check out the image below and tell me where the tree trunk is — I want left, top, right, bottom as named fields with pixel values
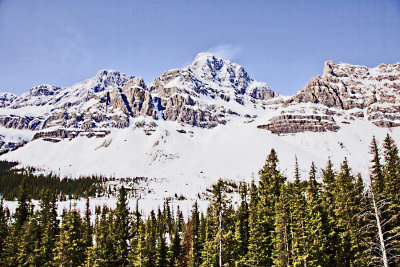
left=370, top=187, right=389, bottom=267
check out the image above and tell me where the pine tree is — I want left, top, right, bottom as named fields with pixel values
left=5, top=180, right=32, bottom=265
left=54, top=209, right=86, bottom=267
left=382, top=134, right=400, bottom=263
left=201, top=179, right=232, bottom=266
left=370, top=136, right=385, bottom=194
left=289, top=156, right=307, bottom=266
left=114, top=186, right=130, bottom=265
left=13, top=179, right=31, bottom=230
left=0, top=197, right=9, bottom=265
left=16, top=212, right=41, bottom=266
left=234, top=182, right=249, bottom=265
left=129, top=200, right=142, bottom=265
left=332, top=158, right=361, bottom=266
left=38, top=190, right=59, bottom=266
left=305, top=162, right=328, bottom=266
left=321, top=158, right=338, bottom=265
left=247, top=180, right=263, bottom=266
left=189, top=201, right=201, bottom=267
left=156, top=208, right=168, bottom=266
left=256, top=149, right=286, bottom=266
left=83, top=196, right=92, bottom=255
left=272, top=183, right=290, bottom=266
left=144, top=210, right=157, bottom=266
left=93, top=207, right=118, bottom=265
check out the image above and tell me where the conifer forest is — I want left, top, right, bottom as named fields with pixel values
left=0, top=134, right=399, bottom=267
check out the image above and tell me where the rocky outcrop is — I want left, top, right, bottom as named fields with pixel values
left=258, top=114, right=340, bottom=134
left=262, top=61, right=400, bottom=135
left=32, top=129, right=111, bottom=141
left=0, top=115, right=44, bottom=130
left=0, top=137, right=26, bottom=154
left=0, top=93, right=17, bottom=107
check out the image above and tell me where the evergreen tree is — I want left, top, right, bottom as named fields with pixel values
left=16, top=212, right=41, bottom=266
left=305, top=162, right=328, bottom=266
left=156, top=208, right=168, bottom=266
left=234, top=182, right=249, bottom=265
left=370, top=136, right=385, bottom=194
left=321, top=158, right=338, bottom=265
left=189, top=201, right=201, bottom=267
left=129, top=200, right=142, bottom=265
left=272, top=183, right=290, bottom=266
left=13, top=179, right=31, bottom=230
left=38, top=190, right=59, bottom=266
left=289, top=156, right=307, bottom=266
left=0, top=197, right=9, bottom=265
left=93, top=207, right=118, bottom=265
left=247, top=180, right=263, bottom=266
left=255, top=149, right=286, bottom=266
left=144, top=210, right=157, bottom=266
left=54, top=209, right=86, bottom=267
left=4, top=180, right=32, bottom=265
left=114, top=186, right=130, bottom=265
left=332, top=158, right=361, bottom=266
left=382, top=134, right=400, bottom=260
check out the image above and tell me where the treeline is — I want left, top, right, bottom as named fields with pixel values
left=0, top=161, right=107, bottom=200
left=0, top=134, right=399, bottom=266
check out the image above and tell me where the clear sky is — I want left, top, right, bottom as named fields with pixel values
left=0, top=0, right=399, bottom=95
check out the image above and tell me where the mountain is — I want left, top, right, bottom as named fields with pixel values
left=259, top=61, right=400, bottom=134
left=0, top=54, right=399, bottom=202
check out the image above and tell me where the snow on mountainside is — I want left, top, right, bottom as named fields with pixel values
left=0, top=54, right=400, bottom=210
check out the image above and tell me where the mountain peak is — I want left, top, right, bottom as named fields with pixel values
left=193, top=52, right=220, bottom=62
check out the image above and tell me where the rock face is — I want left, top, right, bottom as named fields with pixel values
left=259, top=61, right=400, bottom=134
left=148, top=53, right=276, bottom=128
left=0, top=53, right=277, bottom=151
left=0, top=93, right=17, bottom=108
left=0, top=55, right=399, bottom=150
left=258, top=114, right=340, bottom=134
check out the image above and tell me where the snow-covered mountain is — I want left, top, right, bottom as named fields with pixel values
left=0, top=53, right=399, bottom=203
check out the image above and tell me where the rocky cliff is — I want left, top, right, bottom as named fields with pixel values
left=0, top=53, right=278, bottom=151
left=0, top=55, right=399, bottom=152
left=258, top=61, right=400, bottom=134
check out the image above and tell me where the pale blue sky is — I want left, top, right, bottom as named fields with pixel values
left=0, top=0, right=399, bottom=95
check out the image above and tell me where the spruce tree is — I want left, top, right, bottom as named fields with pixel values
left=370, top=136, right=385, bottom=194
left=144, top=210, right=157, bottom=266
left=201, top=179, right=233, bottom=266
left=93, top=207, right=118, bottom=265
left=247, top=180, right=263, bottom=266
left=321, top=158, right=338, bottom=265
left=234, top=182, right=249, bottom=265
left=288, top=156, right=307, bottom=266
left=272, top=183, right=290, bottom=266
left=156, top=208, right=168, bottom=266
left=16, top=212, right=41, bottom=266
left=381, top=134, right=400, bottom=265
left=38, top=190, right=59, bottom=266
left=54, top=209, right=86, bottom=267
left=114, top=186, right=130, bottom=265
left=129, top=200, right=142, bottom=265
left=189, top=201, right=201, bottom=267
left=332, top=158, right=361, bottom=266
left=83, top=196, right=92, bottom=255
left=0, top=197, right=9, bottom=265
left=5, top=180, right=32, bottom=265
left=305, top=162, right=328, bottom=266
left=256, top=149, right=286, bottom=266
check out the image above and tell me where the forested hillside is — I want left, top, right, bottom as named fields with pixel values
left=0, top=134, right=399, bottom=266
left=0, top=162, right=107, bottom=200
